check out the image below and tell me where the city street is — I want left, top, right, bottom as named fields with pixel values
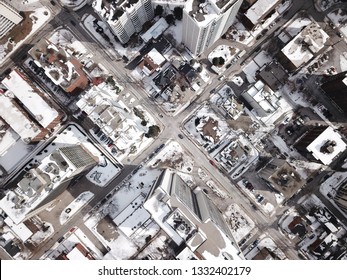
left=1, top=0, right=347, bottom=260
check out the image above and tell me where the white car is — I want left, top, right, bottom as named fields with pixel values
left=218, top=75, right=225, bottom=81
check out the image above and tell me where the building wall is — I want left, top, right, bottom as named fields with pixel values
left=182, top=0, right=242, bottom=55
left=105, top=0, right=154, bottom=44
left=334, top=184, right=347, bottom=213
left=321, top=72, right=347, bottom=114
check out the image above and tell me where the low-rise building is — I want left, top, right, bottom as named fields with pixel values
left=140, top=17, right=169, bottom=43
left=241, top=80, right=280, bottom=117
left=222, top=95, right=243, bottom=120
left=138, top=48, right=166, bottom=76
left=29, top=38, right=89, bottom=93
left=242, top=0, right=282, bottom=30
left=76, top=84, right=146, bottom=152
left=0, top=69, right=62, bottom=143
left=279, top=21, right=329, bottom=71
left=256, top=62, right=288, bottom=91
left=258, top=158, right=305, bottom=198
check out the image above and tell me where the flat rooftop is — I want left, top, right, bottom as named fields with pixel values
left=245, top=0, right=281, bottom=24
left=2, top=70, right=59, bottom=128
left=0, top=94, right=41, bottom=141
left=307, top=126, right=346, bottom=165
left=281, top=22, right=329, bottom=68
left=185, top=0, right=240, bottom=24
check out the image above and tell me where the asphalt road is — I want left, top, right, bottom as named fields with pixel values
left=1, top=0, right=347, bottom=260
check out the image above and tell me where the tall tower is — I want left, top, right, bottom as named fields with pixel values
left=0, top=0, right=23, bottom=39
left=93, top=0, right=154, bottom=44
left=182, top=0, right=243, bottom=55
left=0, top=144, right=98, bottom=224
left=334, top=184, right=347, bottom=213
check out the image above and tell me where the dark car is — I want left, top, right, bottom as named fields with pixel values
left=50, top=0, right=56, bottom=5
left=239, top=238, right=247, bottom=246
left=70, top=20, right=76, bottom=26
left=178, top=134, right=184, bottom=139
left=245, top=182, right=255, bottom=192
left=337, top=32, right=343, bottom=38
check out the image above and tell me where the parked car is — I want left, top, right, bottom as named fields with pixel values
left=178, top=134, right=184, bottom=139
left=239, top=238, right=247, bottom=246
left=218, top=75, right=225, bottom=81
left=257, top=195, right=264, bottom=203
left=245, top=182, right=255, bottom=192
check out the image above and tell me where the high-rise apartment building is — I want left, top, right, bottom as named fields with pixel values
left=182, top=0, right=243, bottom=55
left=93, top=0, right=242, bottom=55
left=0, top=144, right=98, bottom=224
left=334, top=184, right=347, bottom=213
left=93, top=0, right=154, bottom=44
left=321, top=72, right=347, bottom=114
left=0, top=0, right=23, bottom=39
left=144, top=169, right=243, bottom=260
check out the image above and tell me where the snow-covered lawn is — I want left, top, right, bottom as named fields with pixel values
left=149, top=141, right=194, bottom=174
left=86, top=157, right=121, bottom=187
left=60, top=191, right=94, bottom=225
left=208, top=45, right=239, bottom=73
left=164, top=20, right=183, bottom=46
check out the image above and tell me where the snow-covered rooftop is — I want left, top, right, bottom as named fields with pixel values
left=144, top=169, right=243, bottom=260
left=0, top=123, right=18, bottom=157
left=0, top=145, right=97, bottom=224
left=141, top=17, right=169, bottom=43
left=242, top=80, right=279, bottom=117
left=2, top=70, right=59, bottom=127
left=66, top=246, right=90, bottom=260
left=0, top=94, right=41, bottom=141
left=307, top=126, right=347, bottom=165
left=185, top=0, right=240, bottom=25
left=281, top=22, right=329, bottom=68
left=245, top=0, right=281, bottom=25
left=147, top=48, right=166, bottom=66
left=4, top=217, right=33, bottom=242
left=76, top=83, right=148, bottom=154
